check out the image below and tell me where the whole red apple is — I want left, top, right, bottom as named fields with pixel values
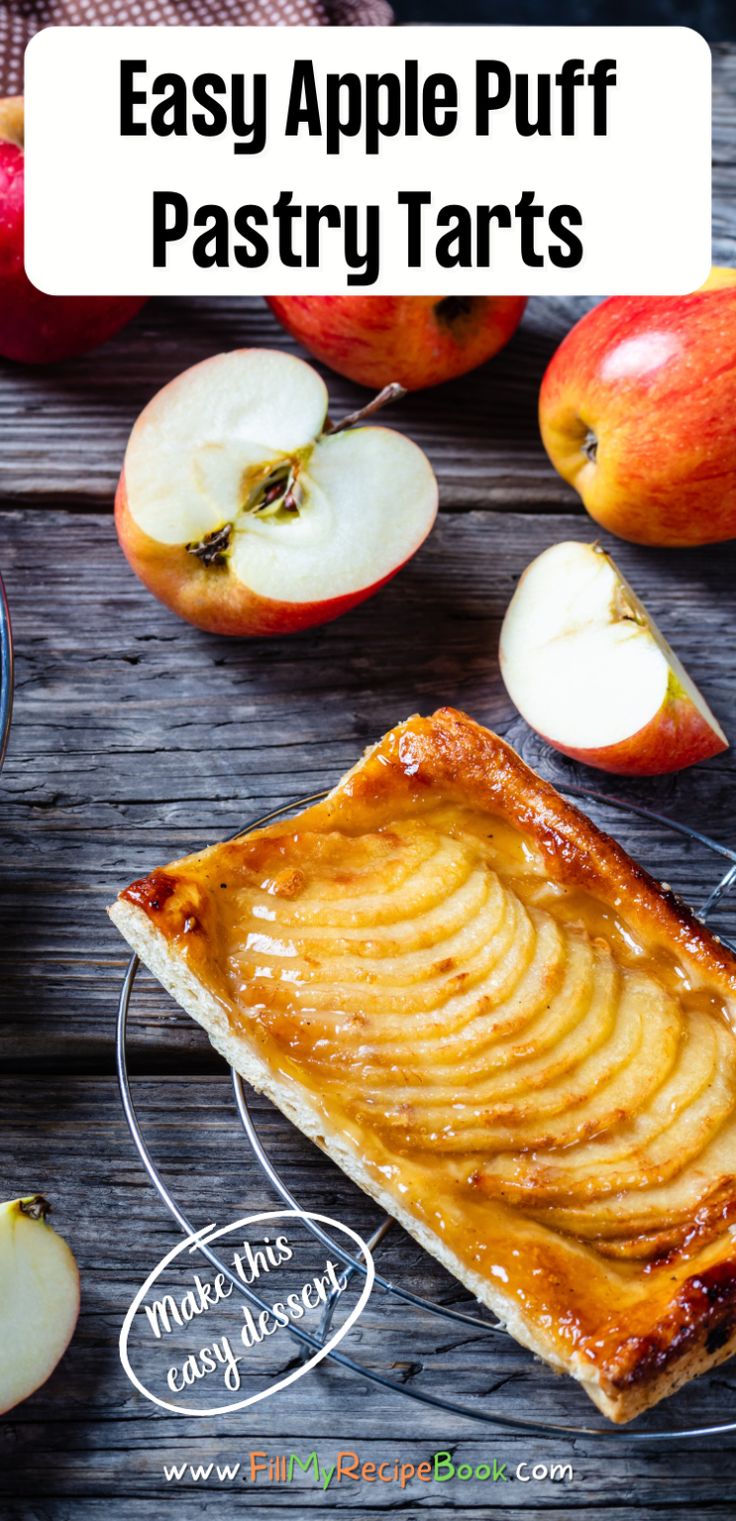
left=539, top=270, right=736, bottom=547
left=115, top=349, right=438, bottom=636
left=267, top=295, right=527, bottom=392
left=0, top=98, right=146, bottom=365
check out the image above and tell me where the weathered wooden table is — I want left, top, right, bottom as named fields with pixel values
left=2, top=44, right=736, bottom=1521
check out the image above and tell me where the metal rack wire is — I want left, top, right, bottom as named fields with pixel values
left=116, top=783, right=736, bottom=1441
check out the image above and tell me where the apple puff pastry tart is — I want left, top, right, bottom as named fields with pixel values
left=110, top=709, right=736, bottom=1422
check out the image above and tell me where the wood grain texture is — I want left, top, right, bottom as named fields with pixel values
left=0, top=291, right=578, bottom=510
left=4, top=1077, right=736, bottom=1517
left=3, top=507, right=735, bottom=1073
left=2, top=47, right=736, bottom=1516
left=2, top=506, right=735, bottom=1509
left=0, top=46, right=733, bottom=513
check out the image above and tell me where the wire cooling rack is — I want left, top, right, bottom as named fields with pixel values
left=116, top=783, right=736, bottom=1441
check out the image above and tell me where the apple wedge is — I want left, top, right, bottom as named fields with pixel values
left=499, top=541, right=727, bottom=776
left=115, top=349, right=438, bottom=636
left=0, top=1196, right=80, bottom=1414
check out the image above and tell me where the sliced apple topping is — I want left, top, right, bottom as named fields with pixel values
left=499, top=540, right=727, bottom=775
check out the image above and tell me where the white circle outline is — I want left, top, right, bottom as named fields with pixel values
left=119, top=1208, right=375, bottom=1416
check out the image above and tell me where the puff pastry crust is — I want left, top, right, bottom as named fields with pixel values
left=109, top=708, right=736, bottom=1422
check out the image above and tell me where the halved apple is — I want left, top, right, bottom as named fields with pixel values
left=0, top=1195, right=80, bottom=1414
left=499, top=541, right=727, bottom=776
left=115, top=349, right=438, bottom=636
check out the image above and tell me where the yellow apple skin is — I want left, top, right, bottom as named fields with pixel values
left=267, top=295, right=527, bottom=391
left=537, top=679, right=727, bottom=776
left=539, top=269, right=736, bottom=547
left=115, top=473, right=421, bottom=637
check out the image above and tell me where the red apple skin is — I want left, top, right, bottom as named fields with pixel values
left=537, top=687, right=727, bottom=777
left=0, top=99, right=146, bottom=365
left=539, top=270, right=736, bottom=547
left=267, top=295, right=527, bottom=392
left=115, top=471, right=427, bottom=637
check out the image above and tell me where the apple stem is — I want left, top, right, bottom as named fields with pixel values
left=19, top=1195, right=50, bottom=1222
left=324, top=382, right=407, bottom=437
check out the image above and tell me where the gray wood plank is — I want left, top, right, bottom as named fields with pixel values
left=2, top=507, right=735, bottom=1071
left=2, top=51, right=736, bottom=1517
left=0, top=290, right=581, bottom=511
left=3, top=1076, right=736, bottom=1514
left=0, top=44, right=733, bottom=513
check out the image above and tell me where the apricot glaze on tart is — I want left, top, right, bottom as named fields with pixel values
left=110, top=709, right=736, bottom=1421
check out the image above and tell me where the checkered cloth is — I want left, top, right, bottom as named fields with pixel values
left=0, top=0, right=395, bottom=96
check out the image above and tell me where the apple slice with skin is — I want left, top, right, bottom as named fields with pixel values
left=0, top=1195, right=80, bottom=1414
left=115, top=349, right=438, bottom=636
left=499, top=541, right=727, bottom=776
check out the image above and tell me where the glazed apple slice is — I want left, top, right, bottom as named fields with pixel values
left=0, top=1196, right=80, bottom=1414
left=499, top=540, right=727, bottom=775
left=115, top=349, right=438, bottom=636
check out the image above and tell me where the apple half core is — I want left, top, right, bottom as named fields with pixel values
left=123, top=349, right=438, bottom=607
left=500, top=541, right=726, bottom=755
